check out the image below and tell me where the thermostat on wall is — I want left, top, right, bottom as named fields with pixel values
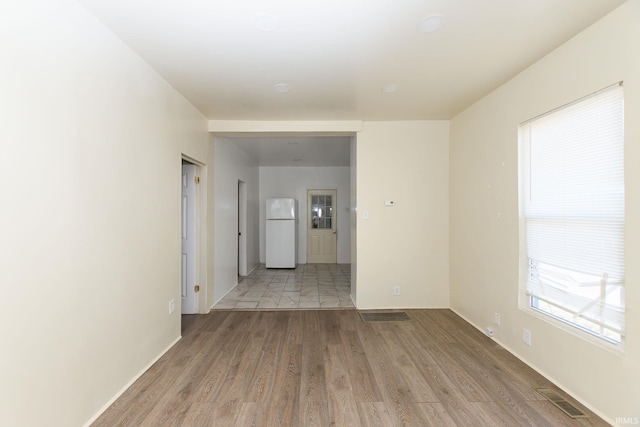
left=384, top=200, right=395, bottom=206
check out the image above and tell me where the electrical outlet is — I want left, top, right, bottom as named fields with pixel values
left=393, top=286, right=401, bottom=296
left=494, top=312, right=501, bottom=325
left=523, top=328, right=532, bottom=346
left=169, top=299, right=175, bottom=314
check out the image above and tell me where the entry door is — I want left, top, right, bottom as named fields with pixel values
left=307, top=189, right=337, bottom=264
left=181, top=163, right=197, bottom=314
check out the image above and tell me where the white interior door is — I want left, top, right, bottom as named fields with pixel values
left=307, top=189, right=337, bottom=264
left=238, top=180, right=247, bottom=276
left=181, top=163, right=197, bottom=314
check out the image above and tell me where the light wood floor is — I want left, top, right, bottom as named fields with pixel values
left=92, top=309, right=608, bottom=426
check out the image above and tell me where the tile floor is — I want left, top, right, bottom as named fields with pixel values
left=212, top=263, right=353, bottom=310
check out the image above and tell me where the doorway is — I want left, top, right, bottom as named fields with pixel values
left=238, top=180, right=248, bottom=277
left=181, top=160, right=198, bottom=314
left=307, top=189, right=338, bottom=264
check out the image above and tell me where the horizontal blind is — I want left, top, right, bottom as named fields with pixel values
left=521, top=83, right=625, bottom=339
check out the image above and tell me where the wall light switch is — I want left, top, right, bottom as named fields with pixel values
left=362, top=210, right=369, bottom=220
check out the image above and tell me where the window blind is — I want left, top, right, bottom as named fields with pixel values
left=520, top=83, right=624, bottom=342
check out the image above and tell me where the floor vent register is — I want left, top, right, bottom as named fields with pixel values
left=360, top=311, right=412, bottom=322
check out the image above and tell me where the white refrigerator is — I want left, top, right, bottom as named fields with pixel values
left=265, top=198, right=297, bottom=268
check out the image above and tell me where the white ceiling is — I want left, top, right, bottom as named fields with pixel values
left=77, top=0, right=624, bottom=165
left=78, top=0, right=623, bottom=121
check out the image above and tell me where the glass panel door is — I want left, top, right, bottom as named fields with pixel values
left=311, top=194, right=333, bottom=229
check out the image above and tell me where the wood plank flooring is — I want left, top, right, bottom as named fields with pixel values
left=91, top=310, right=608, bottom=426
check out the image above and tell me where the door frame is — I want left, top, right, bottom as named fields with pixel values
left=181, top=161, right=198, bottom=314
left=181, top=155, right=207, bottom=314
left=238, top=180, right=248, bottom=277
left=306, top=189, right=338, bottom=264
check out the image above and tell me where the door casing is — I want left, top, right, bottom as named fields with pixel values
left=307, top=189, right=338, bottom=264
left=181, top=162, right=198, bottom=314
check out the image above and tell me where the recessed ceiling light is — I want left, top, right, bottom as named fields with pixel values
left=254, top=13, right=279, bottom=32
left=382, top=84, right=399, bottom=93
left=418, top=14, right=445, bottom=33
left=273, top=83, right=291, bottom=93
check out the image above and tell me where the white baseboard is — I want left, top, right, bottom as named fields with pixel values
left=448, top=307, right=614, bottom=426
left=210, top=282, right=240, bottom=311
left=82, top=335, right=182, bottom=427
left=246, top=262, right=260, bottom=276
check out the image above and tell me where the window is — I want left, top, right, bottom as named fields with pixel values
left=519, top=83, right=625, bottom=343
left=310, top=194, right=333, bottom=229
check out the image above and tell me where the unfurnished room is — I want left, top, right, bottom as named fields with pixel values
left=1, top=0, right=639, bottom=426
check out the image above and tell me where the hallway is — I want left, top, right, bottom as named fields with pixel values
left=213, top=264, right=353, bottom=310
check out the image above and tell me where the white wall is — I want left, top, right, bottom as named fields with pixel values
left=212, top=137, right=260, bottom=304
left=0, top=1, right=209, bottom=426
left=259, top=167, right=351, bottom=264
left=449, top=2, right=640, bottom=424
left=356, top=121, right=450, bottom=309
